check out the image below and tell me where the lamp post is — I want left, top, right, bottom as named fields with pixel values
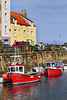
left=60, top=33, right=61, bottom=61
left=60, top=33, right=61, bottom=46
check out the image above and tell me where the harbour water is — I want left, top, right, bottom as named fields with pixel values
left=0, top=70, right=67, bottom=100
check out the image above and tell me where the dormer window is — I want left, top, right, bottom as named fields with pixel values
left=31, top=23, right=33, bottom=29
left=26, top=26, right=28, bottom=29
left=20, top=25, right=22, bottom=28
left=14, top=19, right=17, bottom=27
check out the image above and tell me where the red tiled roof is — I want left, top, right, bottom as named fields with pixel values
left=21, top=14, right=36, bottom=27
left=33, top=24, right=36, bottom=27
left=10, top=20, right=14, bottom=24
left=10, top=12, right=31, bottom=26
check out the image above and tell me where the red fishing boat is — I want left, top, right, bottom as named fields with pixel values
left=45, top=61, right=63, bottom=77
left=2, top=45, right=41, bottom=85
left=2, top=56, right=41, bottom=85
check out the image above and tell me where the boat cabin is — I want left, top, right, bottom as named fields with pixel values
left=45, top=62, right=56, bottom=68
left=8, top=64, right=24, bottom=74
left=45, top=62, right=63, bottom=68
left=8, top=55, right=25, bottom=74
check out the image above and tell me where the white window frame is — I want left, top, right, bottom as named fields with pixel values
left=5, top=13, right=7, bottom=21
left=5, top=1, right=7, bottom=9
left=14, top=19, right=17, bottom=27
left=5, top=26, right=7, bottom=34
left=14, top=29, right=17, bottom=36
left=31, top=23, right=33, bottom=29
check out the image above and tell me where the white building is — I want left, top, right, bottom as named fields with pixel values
left=1, top=0, right=10, bottom=44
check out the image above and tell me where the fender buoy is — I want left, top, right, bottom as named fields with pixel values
left=2, top=73, right=8, bottom=79
left=42, top=71, right=45, bottom=75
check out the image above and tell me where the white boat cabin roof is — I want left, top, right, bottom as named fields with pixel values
left=8, top=62, right=25, bottom=74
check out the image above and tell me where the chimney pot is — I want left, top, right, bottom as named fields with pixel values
left=24, top=9, right=26, bottom=12
left=22, top=10, right=23, bottom=12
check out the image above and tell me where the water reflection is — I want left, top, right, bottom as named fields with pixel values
left=47, top=76, right=61, bottom=96
left=1, top=82, right=41, bottom=100
left=12, top=82, right=40, bottom=100
left=1, top=83, right=13, bottom=100
left=48, top=76, right=61, bottom=85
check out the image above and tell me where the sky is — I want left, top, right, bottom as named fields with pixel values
left=11, top=0, right=67, bottom=44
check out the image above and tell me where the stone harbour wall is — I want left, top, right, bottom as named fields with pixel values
left=0, top=50, right=67, bottom=72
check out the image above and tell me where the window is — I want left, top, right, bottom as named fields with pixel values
left=8, top=68, right=11, bottom=72
left=5, top=26, right=7, bottom=34
left=26, top=26, right=28, bottom=29
left=52, top=63, right=55, bottom=67
left=19, top=67, right=23, bottom=72
left=14, top=19, right=17, bottom=27
left=27, top=30, right=29, bottom=36
left=20, top=25, right=22, bottom=28
left=31, top=31, right=33, bottom=37
left=11, top=67, right=15, bottom=72
left=4, top=39, right=8, bottom=44
left=31, top=23, right=33, bottom=29
left=19, top=29, right=20, bottom=35
left=14, top=29, right=17, bottom=36
left=24, top=30, right=26, bottom=37
left=5, top=1, right=7, bottom=9
left=5, top=13, right=7, bottom=21
left=45, top=63, right=51, bottom=67
left=16, top=67, right=18, bottom=71
left=56, top=62, right=63, bottom=67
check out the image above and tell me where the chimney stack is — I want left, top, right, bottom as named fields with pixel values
left=21, top=9, right=27, bottom=17
left=24, top=9, right=26, bottom=12
left=22, top=10, right=23, bottom=12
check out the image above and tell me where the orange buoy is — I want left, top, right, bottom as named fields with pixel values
left=2, top=73, right=8, bottom=79
left=42, top=71, right=45, bottom=75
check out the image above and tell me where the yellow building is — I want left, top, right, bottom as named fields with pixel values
left=10, top=10, right=36, bottom=46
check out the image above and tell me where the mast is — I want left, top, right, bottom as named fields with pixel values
left=26, top=42, right=28, bottom=73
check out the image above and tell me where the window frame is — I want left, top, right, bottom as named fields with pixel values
left=14, top=29, right=17, bottom=36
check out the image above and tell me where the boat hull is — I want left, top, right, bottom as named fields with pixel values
left=45, top=68, right=62, bottom=77
left=63, top=65, right=67, bottom=70
left=9, top=73, right=41, bottom=85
